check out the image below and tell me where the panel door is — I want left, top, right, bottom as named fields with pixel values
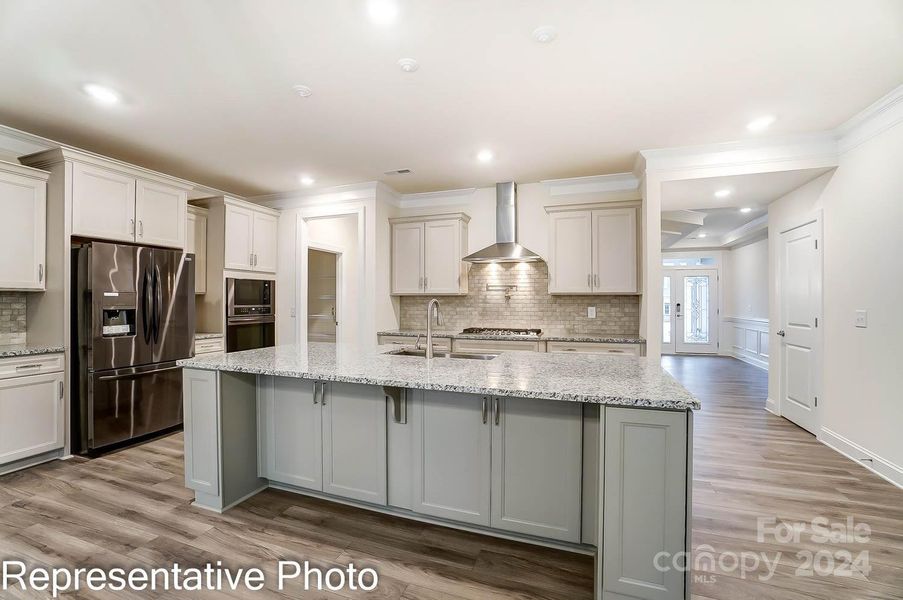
left=0, top=372, right=64, bottom=464
left=424, top=219, right=462, bottom=294
left=548, top=211, right=593, bottom=293
left=673, top=270, right=719, bottom=355
left=490, top=396, right=583, bottom=542
left=780, top=221, right=820, bottom=434
left=592, top=208, right=637, bottom=293
left=321, top=382, right=387, bottom=504
left=602, top=407, right=688, bottom=600
left=412, top=391, right=491, bottom=526
left=391, top=222, right=424, bottom=294
left=252, top=211, right=279, bottom=273
left=224, top=204, right=254, bottom=271
left=135, top=179, right=187, bottom=248
left=262, top=377, right=322, bottom=490
left=182, top=369, right=220, bottom=495
left=187, top=209, right=207, bottom=294
left=71, top=162, right=136, bottom=242
left=0, top=170, right=46, bottom=290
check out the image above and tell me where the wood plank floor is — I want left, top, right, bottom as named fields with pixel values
left=0, top=356, right=900, bottom=598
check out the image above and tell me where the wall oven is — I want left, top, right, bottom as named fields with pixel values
left=226, top=278, right=276, bottom=352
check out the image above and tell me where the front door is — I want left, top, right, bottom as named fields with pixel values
left=779, top=221, right=821, bottom=434
left=665, top=269, right=719, bottom=354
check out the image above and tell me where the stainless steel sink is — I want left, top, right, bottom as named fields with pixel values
left=388, top=349, right=499, bottom=361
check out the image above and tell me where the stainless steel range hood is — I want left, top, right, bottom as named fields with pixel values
left=463, top=182, right=543, bottom=263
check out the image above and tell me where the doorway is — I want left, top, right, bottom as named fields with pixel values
left=662, top=269, right=719, bottom=354
left=307, top=248, right=340, bottom=343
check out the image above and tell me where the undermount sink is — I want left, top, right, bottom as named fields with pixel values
left=388, top=348, right=499, bottom=361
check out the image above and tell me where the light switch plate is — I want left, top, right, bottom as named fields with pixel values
left=588, top=306, right=596, bottom=318
left=855, top=310, right=867, bottom=328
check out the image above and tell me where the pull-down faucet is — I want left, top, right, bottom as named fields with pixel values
left=426, top=298, right=441, bottom=359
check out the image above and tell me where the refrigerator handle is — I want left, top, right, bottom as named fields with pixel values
left=142, top=268, right=153, bottom=344
left=153, top=264, right=162, bottom=343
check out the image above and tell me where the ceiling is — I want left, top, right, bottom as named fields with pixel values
left=0, top=1, right=900, bottom=197
left=662, top=207, right=766, bottom=249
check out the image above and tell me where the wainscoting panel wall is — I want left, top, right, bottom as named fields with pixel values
left=721, top=316, right=769, bottom=370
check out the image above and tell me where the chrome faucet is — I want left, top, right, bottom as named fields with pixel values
left=426, top=298, right=441, bottom=359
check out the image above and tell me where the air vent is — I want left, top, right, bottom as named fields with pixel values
left=384, top=168, right=412, bottom=175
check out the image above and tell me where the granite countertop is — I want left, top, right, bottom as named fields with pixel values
left=378, top=329, right=646, bottom=344
left=194, top=332, right=224, bottom=340
left=0, top=343, right=65, bottom=358
left=179, top=342, right=698, bottom=410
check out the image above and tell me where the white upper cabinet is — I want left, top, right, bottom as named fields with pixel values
left=390, top=213, right=469, bottom=295
left=0, top=161, right=48, bottom=291
left=251, top=211, right=278, bottom=273
left=224, top=203, right=254, bottom=271
left=547, top=205, right=638, bottom=294
left=71, top=162, right=136, bottom=243
left=187, top=206, right=208, bottom=294
left=135, top=178, right=187, bottom=248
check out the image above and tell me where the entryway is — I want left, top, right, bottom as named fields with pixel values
left=307, top=248, right=340, bottom=343
left=662, top=268, right=719, bottom=355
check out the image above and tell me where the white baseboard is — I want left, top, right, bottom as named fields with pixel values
left=764, top=397, right=778, bottom=415
left=819, top=427, right=903, bottom=490
left=732, top=351, right=768, bottom=371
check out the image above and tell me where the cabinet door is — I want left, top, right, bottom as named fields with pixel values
left=592, top=208, right=637, bottom=293
left=490, top=396, right=583, bottom=542
left=548, top=211, right=593, bottom=293
left=261, top=377, right=322, bottom=490
left=321, top=382, right=387, bottom=504
left=251, top=211, right=278, bottom=273
left=424, top=219, right=462, bottom=294
left=0, top=171, right=45, bottom=290
left=391, top=222, right=424, bottom=294
left=412, top=391, right=491, bottom=526
left=602, top=408, right=688, bottom=600
left=135, top=179, right=187, bottom=248
left=0, top=372, right=64, bottom=464
left=182, top=369, right=220, bottom=495
left=71, top=162, right=136, bottom=242
left=187, top=210, right=207, bottom=294
left=224, top=204, right=254, bottom=271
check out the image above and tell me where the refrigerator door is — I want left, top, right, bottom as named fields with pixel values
left=88, top=362, right=183, bottom=450
left=85, top=243, right=154, bottom=371
left=151, top=249, right=195, bottom=364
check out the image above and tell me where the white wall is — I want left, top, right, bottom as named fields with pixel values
left=724, top=237, right=768, bottom=320
left=769, top=118, right=903, bottom=482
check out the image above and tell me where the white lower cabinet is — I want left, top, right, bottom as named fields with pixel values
left=260, top=377, right=387, bottom=505
left=602, top=407, right=688, bottom=600
left=0, top=371, right=65, bottom=464
left=491, top=396, right=583, bottom=542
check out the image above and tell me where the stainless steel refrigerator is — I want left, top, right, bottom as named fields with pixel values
left=72, top=242, right=195, bottom=454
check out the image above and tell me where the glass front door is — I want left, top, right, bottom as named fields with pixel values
left=662, top=269, right=719, bottom=354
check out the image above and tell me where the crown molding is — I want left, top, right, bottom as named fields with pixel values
left=836, top=84, right=903, bottom=154
left=254, top=181, right=380, bottom=209
left=540, top=172, right=639, bottom=196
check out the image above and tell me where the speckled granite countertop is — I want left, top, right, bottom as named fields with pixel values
left=0, top=343, right=65, bottom=358
left=179, top=342, right=698, bottom=410
left=194, top=332, right=224, bottom=340
left=378, top=329, right=645, bottom=344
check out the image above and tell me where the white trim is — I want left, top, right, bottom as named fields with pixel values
left=819, top=428, right=903, bottom=490
left=254, top=181, right=380, bottom=208
left=764, top=397, right=778, bottom=415
left=540, top=172, right=639, bottom=196
left=836, top=84, right=903, bottom=154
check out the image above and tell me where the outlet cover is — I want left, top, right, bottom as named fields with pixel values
left=588, top=306, right=596, bottom=318
left=855, top=310, right=867, bottom=328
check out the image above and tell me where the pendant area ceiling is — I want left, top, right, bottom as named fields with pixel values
left=0, top=0, right=901, bottom=196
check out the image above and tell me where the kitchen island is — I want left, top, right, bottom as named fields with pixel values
left=179, top=343, right=699, bottom=600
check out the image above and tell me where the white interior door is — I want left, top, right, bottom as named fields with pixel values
left=779, top=221, right=821, bottom=434
left=674, top=269, right=718, bottom=354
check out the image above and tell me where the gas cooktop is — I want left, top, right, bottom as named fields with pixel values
left=460, top=327, right=542, bottom=337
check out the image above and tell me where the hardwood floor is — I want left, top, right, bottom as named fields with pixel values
left=0, top=356, right=900, bottom=598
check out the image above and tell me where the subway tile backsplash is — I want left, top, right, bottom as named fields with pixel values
left=399, top=262, right=639, bottom=334
left=0, top=292, right=27, bottom=346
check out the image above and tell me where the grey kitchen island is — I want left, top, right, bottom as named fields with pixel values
left=179, top=342, right=700, bottom=600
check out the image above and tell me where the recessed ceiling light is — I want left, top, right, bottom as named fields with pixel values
left=740, top=207, right=752, bottom=213
left=477, top=149, right=494, bottom=163
left=82, top=83, right=120, bottom=105
left=697, top=233, right=707, bottom=238
left=368, top=0, right=398, bottom=25
left=300, top=175, right=315, bottom=186
left=397, top=58, right=419, bottom=73
left=746, top=115, right=776, bottom=132
left=714, top=189, right=731, bottom=199
left=532, top=26, right=558, bottom=43
left=292, top=84, right=312, bottom=97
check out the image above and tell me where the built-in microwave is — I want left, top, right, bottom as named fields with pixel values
left=226, top=278, right=274, bottom=317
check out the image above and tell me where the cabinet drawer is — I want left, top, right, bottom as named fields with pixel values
left=378, top=335, right=450, bottom=351
left=0, top=353, right=65, bottom=380
left=547, top=342, right=641, bottom=356
left=453, top=339, right=541, bottom=353
left=194, top=337, right=224, bottom=355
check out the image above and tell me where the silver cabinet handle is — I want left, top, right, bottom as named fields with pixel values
left=250, top=253, right=254, bottom=267
left=319, top=381, right=326, bottom=406
left=38, top=263, right=43, bottom=283
left=493, top=397, right=500, bottom=426
left=418, top=276, right=423, bottom=289
left=587, top=274, right=591, bottom=288
left=16, top=364, right=42, bottom=372
left=424, top=276, right=428, bottom=289
left=777, top=330, right=786, bottom=337
left=594, top=273, right=599, bottom=287
left=481, top=397, right=488, bottom=424
left=129, top=219, right=136, bottom=235
left=313, top=382, right=319, bottom=404
left=138, top=220, right=144, bottom=237
left=58, top=380, right=64, bottom=399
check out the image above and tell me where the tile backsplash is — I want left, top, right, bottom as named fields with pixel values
left=399, top=262, right=639, bottom=334
left=0, top=292, right=27, bottom=346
